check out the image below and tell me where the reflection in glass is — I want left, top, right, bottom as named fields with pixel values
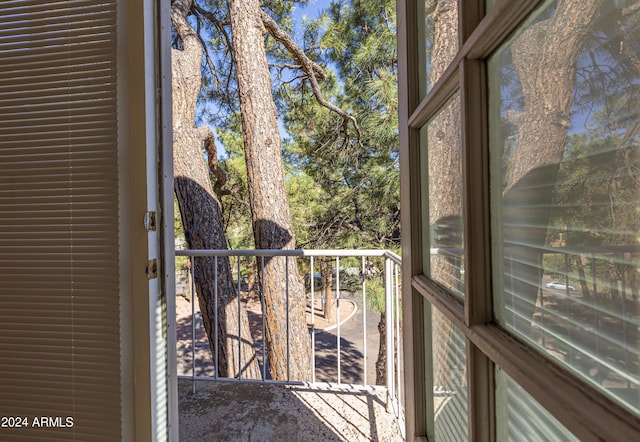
left=432, top=308, right=468, bottom=441
left=490, top=1, right=640, bottom=414
left=421, top=94, right=464, bottom=296
left=424, top=0, right=458, bottom=94
left=496, top=368, right=578, bottom=441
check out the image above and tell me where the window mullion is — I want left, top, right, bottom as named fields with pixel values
left=472, top=324, right=640, bottom=441
left=461, top=58, right=491, bottom=327
left=463, top=0, right=543, bottom=59
left=412, top=275, right=466, bottom=326
left=408, top=64, right=460, bottom=130
left=461, top=52, right=495, bottom=440
left=467, top=345, right=495, bottom=441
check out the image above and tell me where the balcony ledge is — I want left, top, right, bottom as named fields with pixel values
left=178, top=379, right=404, bottom=441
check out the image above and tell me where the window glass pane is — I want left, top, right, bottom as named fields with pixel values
left=431, top=307, right=468, bottom=441
left=424, top=0, right=459, bottom=95
left=421, top=94, right=464, bottom=296
left=490, top=0, right=640, bottom=414
left=496, top=368, right=578, bottom=441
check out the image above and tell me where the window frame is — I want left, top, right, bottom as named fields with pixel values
left=398, top=0, right=640, bottom=440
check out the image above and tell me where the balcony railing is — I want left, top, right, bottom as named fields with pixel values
left=174, top=248, right=404, bottom=433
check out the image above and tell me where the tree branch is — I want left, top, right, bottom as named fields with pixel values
left=193, top=12, right=219, bottom=88
left=202, top=127, right=229, bottom=200
left=259, top=9, right=362, bottom=144
left=191, top=2, right=236, bottom=102
left=269, top=62, right=303, bottom=71
left=192, top=2, right=230, bottom=26
left=171, top=0, right=199, bottom=51
left=259, top=10, right=325, bottom=80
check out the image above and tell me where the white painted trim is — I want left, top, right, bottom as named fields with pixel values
left=158, top=0, right=179, bottom=438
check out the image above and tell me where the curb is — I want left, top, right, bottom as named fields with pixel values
left=312, top=299, right=358, bottom=333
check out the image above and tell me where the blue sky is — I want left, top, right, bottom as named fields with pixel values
left=292, top=0, right=328, bottom=26
left=213, top=0, right=334, bottom=159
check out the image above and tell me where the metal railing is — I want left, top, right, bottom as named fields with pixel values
left=175, top=248, right=404, bottom=428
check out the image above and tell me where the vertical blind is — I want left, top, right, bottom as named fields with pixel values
left=0, top=1, right=122, bottom=440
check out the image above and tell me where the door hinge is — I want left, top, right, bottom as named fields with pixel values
left=144, top=211, right=157, bottom=231
left=146, top=259, right=158, bottom=279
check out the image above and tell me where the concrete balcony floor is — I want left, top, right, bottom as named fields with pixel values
left=178, top=379, right=404, bottom=441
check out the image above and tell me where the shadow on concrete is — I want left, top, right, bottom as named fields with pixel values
left=178, top=379, right=403, bottom=442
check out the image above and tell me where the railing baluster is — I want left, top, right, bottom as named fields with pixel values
left=362, top=256, right=367, bottom=387
left=394, top=261, right=401, bottom=409
left=176, top=250, right=403, bottom=391
left=261, top=256, right=266, bottom=381
left=311, top=256, right=316, bottom=383
left=385, top=257, right=394, bottom=401
left=238, top=256, right=242, bottom=379
left=286, top=255, right=290, bottom=382
left=191, top=256, right=196, bottom=393
left=336, top=256, right=341, bottom=384
left=214, top=256, right=219, bottom=381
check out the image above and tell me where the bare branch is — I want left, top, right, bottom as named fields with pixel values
left=259, top=9, right=362, bottom=144
left=193, top=12, right=219, bottom=87
left=269, top=62, right=303, bottom=71
left=190, top=2, right=235, bottom=102
left=192, top=2, right=230, bottom=27
left=259, top=10, right=325, bottom=79
left=281, top=74, right=306, bottom=85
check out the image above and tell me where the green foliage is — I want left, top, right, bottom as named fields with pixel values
left=281, top=0, right=400, bottom=252
left=174, top=197, right=191, bottom=286
left=216, top=115, right=254, bottom=249
left=181, top=0, right=310, bottom=127
left=174, top=1, right=402, bottom=315
left=364, top=277, right=385, bottom=314
left=205, top=0, right=401, bottom=256
left=549, top=111, right=640, bottom=248
left=542, top=1, right=640, bottom=292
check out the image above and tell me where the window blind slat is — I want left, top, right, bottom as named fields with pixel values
left=0, top=1, right=122, bottom=440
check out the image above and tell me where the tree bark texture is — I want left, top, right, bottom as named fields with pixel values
left=171, top=0, right=259, bottom=379
left=575, top=255, right=590, bottom=299
left=228, top=0, right=312, bottom=381
left=376, top=312, right=386, bottom=386
left=322, top=261, right=333, bottom=320
left=427, top=0, right=461, bottom=387
left=503, top=0, right=601, bottom=333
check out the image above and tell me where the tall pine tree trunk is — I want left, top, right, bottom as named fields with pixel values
left=228, top=0, right=312, bottom=381
left=503, top=0, right=601, bottom=334
left=575, top=255, right=590, bottom=299
left=171, top=0, right=259, bottom=379
left=375, top=312, right=386, bottom=385
left=428, top=0, right=461, bottom=388
left=322, top=261, right=333, bottom=320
